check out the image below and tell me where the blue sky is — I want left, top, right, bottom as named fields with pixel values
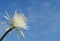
left=0, top=0, right=60, bottom=41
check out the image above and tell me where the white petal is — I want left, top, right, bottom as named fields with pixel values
left=21, top=27, right=29, bottom=30
left=16, top=28, right=19, bottom=39
left=20, top=30, right=25, bottom=38
left=15, top=9, right=18, bottom=14
left=17, top=34, right=19, bottom=39
left=4, top=16, right=9, bottom=20
left=5, top=11, right=10, bottom=18
left=5, top=11, right=12, bottom=23
left=21, top=26, right=29, bottom=30
left=0, top=22, right=7, bottom=25
left=4, top=16, right=12, bottom=23
left=14, top=9, right=18, bottom=17
left=5, top=28, right=10, bottom=31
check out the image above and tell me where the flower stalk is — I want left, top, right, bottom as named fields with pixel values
left=0, top=26, right=15, bottom=41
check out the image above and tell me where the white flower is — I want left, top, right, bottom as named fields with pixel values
left=3, top=10, right=29, bottom=38
left=13, top=11, right=28, bottom=30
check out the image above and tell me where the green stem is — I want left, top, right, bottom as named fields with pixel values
left=0, top=26, right=15, bottom=41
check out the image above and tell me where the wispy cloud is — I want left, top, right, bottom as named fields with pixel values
left=26, top=0, right=60, bottom=34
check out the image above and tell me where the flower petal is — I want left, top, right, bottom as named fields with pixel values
left=21, top=26, right=29, bottom=30
left=5, top=11, right=10, bottom=18
left=4, top=16, right=9, bottom=20
left=5, top=11, right=12, bottom=23
left=16, top=28, right=20, bottom=39
left=17, top=34, right=19, bottom=39
left=0, top=21, right=7, bottom=25
left=20, top=30, right=25, bottom=38
left=5, top=28, right=10, bottom=31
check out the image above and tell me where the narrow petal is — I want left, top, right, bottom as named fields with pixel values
left=0, top=22, right=7, bottom=25
left=5, top=28, right=10, bottom=31
left=16, top=28, right=19, bottom=39
left=17, top=34, right=19, bottom=39
left=21, top=27, right=29, bottom=30
left=5, top=11, right=12, bottom=23
left=20, top=30, right=25, bottom=38
left=4, top=15, right=12, bottom=23
left=4, top=16, right=9, bottom=20
left=14, top=9, right=18, bottom=17
left=5, top=11, right=10, bottom=18
left=15, top=9, right=18, bottom=14
left=21, top=26, right=29, bottom=30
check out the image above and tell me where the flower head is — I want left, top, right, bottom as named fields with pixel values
left=12, top=11, right=28, bottom=30
left=3, top=10, right=29, bottom=38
